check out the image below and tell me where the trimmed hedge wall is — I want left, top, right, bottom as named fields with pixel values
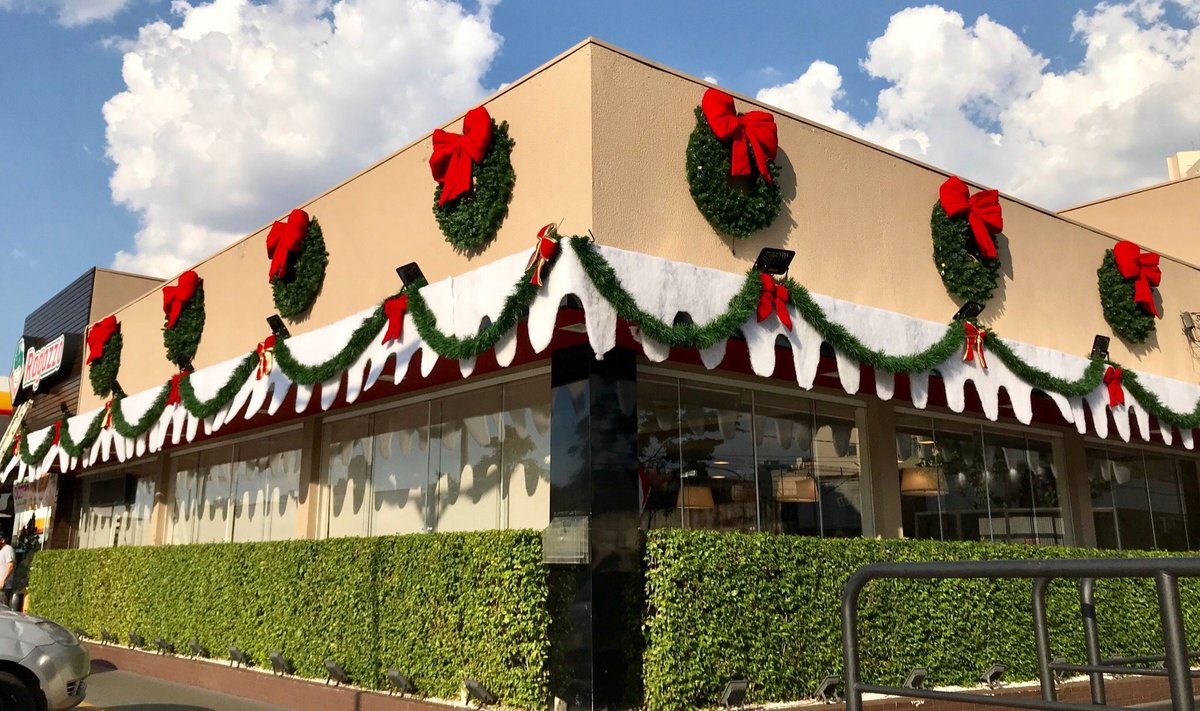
left=644, top=531, right=1200, bottom=711
left=28, top=531, right=549, bottom=709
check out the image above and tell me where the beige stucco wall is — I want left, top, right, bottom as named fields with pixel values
left=89, top=270, right=164, bottom=323
left=79, top=44, right=595, bottom=413
left=1061, top=175, right=1200, bottom=267
left=588, top=42, right=1200, bottom=384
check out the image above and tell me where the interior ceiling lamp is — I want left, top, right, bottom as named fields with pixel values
left=900, top=465, right=947, bottom=497
left=1090, top=334, right=1110, bottom=360
left=774, top=461, right=818, bottom=503
left=753, top=247, right=795, bottom=276
left=953, top=301, right=985, bottom=321
left=677, top=484, right=715, bottom=510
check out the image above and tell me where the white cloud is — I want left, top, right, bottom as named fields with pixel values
left=756, top=1, right=1200, bottom=209
left=0, top=0, right=134, bottom=26
left=104, top=0, right=501, bottom=275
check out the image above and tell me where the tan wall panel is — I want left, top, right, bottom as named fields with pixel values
left=1061, top=175, right=1200, bottom=267
left=89, top=270, right=164, bottom=324
left=589, top=43, right=1200, bottom=383
left=81, top=45, right=595, bottom=413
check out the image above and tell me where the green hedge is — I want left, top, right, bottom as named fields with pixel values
left=28, top=531, right=549, bottom=709
left=644, top=531, right=1200, bottom=711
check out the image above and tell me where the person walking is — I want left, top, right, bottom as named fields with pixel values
left=0, top=535, right=14, bottom=608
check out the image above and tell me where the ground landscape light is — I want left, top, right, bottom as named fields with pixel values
left=128, top=630, right=145, bottom=649
left=228, top=646, right=248, bottom=668
left=100, top=628, right=116, bottom=645
left=1090, top=335, right=1110, bottom=360
left=188, top=639, right=206, bottom=658
left=269, top=651, right=290, bottom=676
left=903, top=667, right=928, bottom=689
left=464, top=679, right=498, bottom=705
left=815, top=675, right=841, bottom=704
left=325, top=660, right=349, bottom=686
left=387, top=669, right=416, bottom=695
left=753, top=248, right=795, bottom=276
left=396, top=262, right=427, bottom=288
left=980, top=663, right=1006, bottom=689
left=719, top=678, right=749, bottom=708
left=952, top=301, right=985, bottom=321
left=71, top=628, right=87, bottom=641
left=154, top=636, right=174, bottom=655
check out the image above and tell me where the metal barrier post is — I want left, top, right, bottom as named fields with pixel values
left=1078, top=577, right=1106, bottom=705
left=1156, top=571, right=1194, bottom=711
left=1032, top=577, right=1056, bottom=702
left=842, top=569, right=865, bottom=711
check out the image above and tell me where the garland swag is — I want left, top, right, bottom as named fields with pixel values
left=272, top=218, right=329, bottom=320
left=14, top=235, right=1200, bottom=472
left=1098, top=249, right=1157, bottom=344
left=686, top=107, right=782, bottom=239
left=163, top=282, right=205, bottom=369
left=432, top=119, right=516, bottom=252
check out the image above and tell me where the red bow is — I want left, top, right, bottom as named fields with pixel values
left=430, top=106, right=493, bottom=205
left=52, top=422, right=61, bottom=447
left=266, top=209, right=310, bottom=281
left=382, top=295, right=408, bottom=344
left=163, top=270, right=201, bottom=329
left=757, top=273, right=792, bottom=330
left=526, top=224, right=560, bottom=287
left=963, top=322, right=987, bottom=368
left=939, top=176, right=1002, bottom=260
left=1104, top=366, right=1125, bottom=408
left=701, top=89, right=779, bottom=184
left=1113, top=241, right=1161, bottom=317
left=256, top=335, right=276, bottom=380
left=166, top=373, right=184, bottom=407
left=86, top=316, right=119, bottom=365
left=11, top=433, right=19, bottom=456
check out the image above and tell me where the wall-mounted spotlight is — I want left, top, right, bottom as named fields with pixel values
left=464, top=679, right=498, bottom=706
left=1090, top=335, right=1110, bottom=360
left=229, top=646, right=249, bottom=668
left=753, top=248, right=795, bottom=276
left=953, top=301, right=985, bottom=321
left=719, top=678, right=750, bottom=708
left=268, top=651, right=291, bottom=676
left=266, top=315, right=290, bottom=339
left=396, top=262, right=427, bottom=288
left=178, top=355, right=194, bottom=373
left=815, top=676, right=841, bottom=704
left=387, top=669, right=416, bottom=695
left=980, top=663, right=1006, bottom=689
left=903, top=667, right=928, bottom=689
left=59, top=403, right=72, bottom=418
left=1183, top=313, right=1199, bottom=344
left=324, top=660, right=349, bottom=687
left=112, top=380, right=127, bottom=399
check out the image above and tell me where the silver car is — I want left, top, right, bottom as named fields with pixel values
left=0, top=608, right=89, bottom=710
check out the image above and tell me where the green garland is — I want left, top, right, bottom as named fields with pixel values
left=88, top=332, right=123, bottom=398
left=1097, top=250, right=1156, bottom=344
left=931, top=202, right=1001, bottom=303
left=272, top=218, right=329, bottom=320
left=163, top=284, right=205, bottom=369
left=16, top=239, right=1200, bottom=470
left=433, top=120, right=516, bottom=252
left=686, top=107, right=782, bottom=238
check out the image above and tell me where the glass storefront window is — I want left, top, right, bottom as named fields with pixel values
left=371, top=404, right=431, bottom=535
left=898, top=421, right=1061, bottom=544
left=231, top=430, right=302, bottom=543
left=78, top=463, right=156, bottom=548
left=1088, top=446, right=1200, bottom=551
left=501, top=378, right=552, bottom=530
left=433, top=388, right=503, bottom=532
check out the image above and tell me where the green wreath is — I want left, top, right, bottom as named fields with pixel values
left=930, top=202, right=1002, bottom=303
left=89, top=332, right=122, bottom=398
left=433, top=119, right=516, bottom=252
left=685, top=107, right=782, bottom=238
left=163, top=283, right=205, bottom=368
left=1098, top=250, right=1156, bottom=344
left=272, top=218, right=329, bottom=320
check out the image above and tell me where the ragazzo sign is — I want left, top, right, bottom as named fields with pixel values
left=13, top=335, right=65, bottom=392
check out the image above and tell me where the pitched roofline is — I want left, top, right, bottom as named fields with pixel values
left=1059, top=172, right=1200, bottom=213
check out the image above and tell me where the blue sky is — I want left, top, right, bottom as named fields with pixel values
left=1, top=0, right=1198, bottom=360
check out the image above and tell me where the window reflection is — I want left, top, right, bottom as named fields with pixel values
left=1088, top=446, right=1200, bottom=551
left=78, top=463, right=156, bottom=548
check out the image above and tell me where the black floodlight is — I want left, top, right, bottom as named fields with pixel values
left=980, top=663, right=1006, bottom=689
left=324, top=660, right=349, bottom=686
left=753, top=248, right=795, bottom=276
left=953, top=301, right=985, bottom=321
left=59, top=403, right=72, bottom=417
left=387, top=669, right=416, bottom=695
left=719, top=678, right=750, bottom=708
left=229, top=646, right=248, bottom=668
left=396, top=262, right=426, bottom=288
left=112, top=380, right=126, bottom=399
left=268, top=651, right=291, bottom=676
left=815, top=675, right=841, bottom=704
left=178, top=355, right=194, bottom=373
left=188, top=639, right=207, bottom=659
left=1051, top=656, right=1067, bottom=683
left=128, top=630, right=145, bottom=649
left=267, top=314, right=290, bottom=339
left=464, top=678, right=498, bottom=706
left=1090, top=335, right=1110, bottom=360
left=71, top=628, right=88, bottom=641
left=903, top=667, right=928, bottom=689
left=100, top=628, right=117, bottom=645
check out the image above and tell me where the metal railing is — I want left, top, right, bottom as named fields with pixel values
left=841, top=557, right=1200, bottom=711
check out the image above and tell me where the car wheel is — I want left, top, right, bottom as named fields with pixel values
left=0, top=670, right=38, bottom=711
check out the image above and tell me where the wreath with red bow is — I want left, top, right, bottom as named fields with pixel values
left=430, top=106, right=516, bottom=252
left=686, top=89, right=782, bottom=238
left=162, top=270, right=205, bottom=368
left=87, top=316, right=122, bottom=398
left=931, top=176, right=1004, bottom=303
left=266, top=209, right=329, bottom=320
left=1098, top=241, right=1160, bottom=344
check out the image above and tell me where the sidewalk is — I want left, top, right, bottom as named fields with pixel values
left=80, top=660, right=292, bottom=711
